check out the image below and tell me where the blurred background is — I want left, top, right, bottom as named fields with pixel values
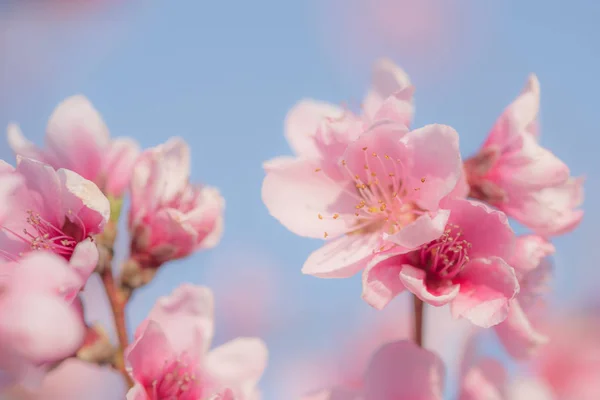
left=1, top=1, right=598, bottom=399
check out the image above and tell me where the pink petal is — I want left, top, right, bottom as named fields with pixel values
left=69, top=239, right=100, bottom=286
left=384, top=210, right=450, bottom=252
left=7, top=123, right=51, bottom=165
left=363, top=58, right=413, bottom=122
left=0, top=293, right=84, bottom=363
left=511, top=235, right=555, bottom=273
left=11, top=251, right=83, bottom=296
left=443, top=198, right=515, bottom=261
left=301, top=388, right=361, bottom=400
left=494, top=299, right=548, bottom=359
left=145, top=284, right=214, bottom=358
left=460, top=359, right=506, bottom=400
left=398, top=264, right=460, bottom=307
left=125, top=321, right=173, bottom=386
left=57, top=168, right=110, bottom=234
left=371, top=89, right=414, bottom=127
left=302, top=233, right=382, bottom=278
left=401, top=124, right=462, bottom=210
left=451, top=257, right=519, bottom=328
left=126, top=383, right=150, bottom=400
left=506, top=378, right=556, bottom=400
left=285, top=99, right=343, bottom=158
left=205, top=338, right=268, bottom=399
left=262, top=157, right=358, bottom=239
left=0, top=172, right=22, bottom=223
left=45, top=95, right=110, bottom=182
left=185, top=186, right=225, bottom=250
left=362, top=252, right=406, bottom=310
left=101, top=137, right=140, bottom=197
left=363, top=340, right=445, bottom=400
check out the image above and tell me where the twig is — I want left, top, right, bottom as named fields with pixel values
left=413, top=295, right=425, bottom=348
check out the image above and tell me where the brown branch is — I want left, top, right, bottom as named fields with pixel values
left=413, top=295, right=425, bottom=348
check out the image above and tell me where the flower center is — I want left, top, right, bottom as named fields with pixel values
left=152, top=354, right=205, bottom=400
left=0, top=210, right=86, bottom=260
left=315, top=146, right=426, bottom=239
left=418, top=224, right=471, bottom=280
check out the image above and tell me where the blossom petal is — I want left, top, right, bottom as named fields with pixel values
left=70, top=239, right=100, bottom=287
left=398, top=264, right=460, bottom=307
left=363, top=340, right=445, bottom=400
left=125, top=321, right=173, bottom=386
left=384, top=210, right=449, bottom=252
left=205, top=338, right=268, bottom=400
left=460, top=359, right=506, bottom=400
left=363, top=58, right=413, bottom=122
left=451, top=257, right=519, bottom=328
left=45, top=95, right=110, bottom=181
left=101, top=137, right=140, bottom=197
left=7, top=123, right=51, bottom=164
left=362, top=252, right=406, bottom=310
left=262, top=157, right=357, bottom=239
left=126, top=383, right=150, bottom=400
left=285, top=99, right=343, bottom=158
left=494, top=299, right=548, bottom=359
left=302, top=233, right=382, bottom=278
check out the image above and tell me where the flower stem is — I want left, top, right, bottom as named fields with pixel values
left=413, top=295, right=424, bottom=347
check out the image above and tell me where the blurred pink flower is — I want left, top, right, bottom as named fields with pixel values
left=0, top=252, right=85, bottom=388
left=263, top=121, right=462, bottom=279
left=532, top=315, right=600, bottom=400
left=0, top=158, right=105, bottom=284
left=494, top=235, right=553, bottom=359
left=465, top=75, right=583, bottom=236
left=8, top=95, right=140, bottom=198
left=303, top=340, right=445, bottom=400
left=1, top=359, right=126, bottom=400
left=128, top=138, right=224, bottom=269
left=285, top=58, right=413, bottom=159
left=363, top=198, right=517, bottom=328
left=125, top=284, right=267, bottom=400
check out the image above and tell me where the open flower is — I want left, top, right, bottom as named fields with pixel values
left=263, top=121, right=463, bottom=279
left=7, top=95, right=140, bottom=198
left=464, top=75, right=583, bottom=236
left=125, top=284, right=267, bottom=400
left=363, top=198, right=518, bottom=328
left=494, top=235, right=553, bottom=359
left=0, top=252, right=85, bottom=389
left=128, top=138, right=224, bottom=273
left=0, top=158, right=106, bottom=283
left=285, top=58, right=414, bottom=159
left=303, top=340, right=445, bottom=400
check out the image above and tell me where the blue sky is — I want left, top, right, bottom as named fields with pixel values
left=1, top=1, right=599, bottom=398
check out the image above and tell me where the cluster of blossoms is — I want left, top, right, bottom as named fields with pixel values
left=0, top=96, right=264, bottom=399
left=263, top=59, right=584, bottom=398
left=0, top=56, right=588, bottom=399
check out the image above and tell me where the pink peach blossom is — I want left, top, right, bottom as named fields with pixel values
left=302, top=340, right=445, bottom=400
left=363, top=198, right=518, bottom=328
left=464, top=75, right=583, bottom=236
left=8, top=95, right=140, bottom=198
left=494, top=235, right=553, bottom=359
left=285, top=58, right=413, bottom=159
left=0, top=252, right=85, bottom=388
left=263, top=121, right=463, bottom=279
left=128, top=138, right=224, bottom=269
left=0, top=158, right=106, bottom=283
left=125, top=284, right=267, bottom=400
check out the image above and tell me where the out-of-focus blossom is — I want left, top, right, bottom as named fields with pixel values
left=0, top=158, right=105, bottom=283
left=127, top=138, right=224, bottom=278
left=532, top=314, right=600, bottom=400
left=263, top=120, right=462, bottom=279
left=363, top=198, right=517, bottom=328
left=1, top=359, right=126, bottom=400
left=494, top=235, right=553, bottom=359
left=302, top=340, right=445, bottom=400
left=285, top=58, right=413, bottom=159
left=0, top=252, right=85, bottom=389
left=8, top=95, right=140, bottom=198
left=464, top=75, right=583, bottom=236
left=125, top=284, right=267, bottom=400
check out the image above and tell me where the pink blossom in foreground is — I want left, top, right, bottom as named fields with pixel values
left=0, top=252, right=85, bottom=388
left=263, top=121, right=463, bottom=279
left=0, top=158, right=105, bottom=283
left=363, top=198, right=518, bottom=328
left=128, top=138, right=224, bottom=269
left=532, top=315, right=600, bottom=400
left=494, top=235, right=553, bottom=359
left=302, top=340, right=445, bottom=400
left=285, top=58, right=413, bottom=159
left=125, top=284, right=267, bottom=400
left=8, top=95, right=140, bottom=198
left=464, top=75, right=583, bottom=236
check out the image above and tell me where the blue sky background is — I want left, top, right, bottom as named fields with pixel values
left=1, top=1, right=599, bottom=398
